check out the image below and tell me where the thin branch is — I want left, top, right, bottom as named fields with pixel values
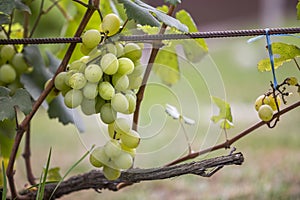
left=29, top=0, right=45, bottom=38
left=21, top=152, right=244, bottom=199
left=293, top=58, right=300, bottom=71
left=166, top=100, right=300, bottom=166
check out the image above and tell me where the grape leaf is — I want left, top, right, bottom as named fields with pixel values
left=211, top=96, right=233, bottom=129
left=0, top=119, right=15, bottom=158
left=47, top=167, right=62, bottom=182
left=164, top=0, right=181, bottom=5
left=258, top=42, right=300, bottom=72
left=0, top=13, right=10, bottom=25
left=297, top=1, right=300, bottom=20
left=0, top=0, right=15, bottom=15
left=15, top=0, right=31, bottom=14
left=153, top=45, right=180, bottom=85
left=0, top=87, right=32, bottom=121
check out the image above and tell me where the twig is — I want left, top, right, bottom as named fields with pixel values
left=166, top=100, right=300, bottom=166
left=21, top=152, right=244, bottom=199
left=29, top=0, right=45, bottom=37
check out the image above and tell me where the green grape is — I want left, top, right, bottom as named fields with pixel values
left=84, top=64, right=103, bottom=83
left=128, top=74, right=143, bottom=90
left=64, top=70, right=77, bottom=86
left=123, top=43, right=142, bottom=61
left=95, top=96, right=105, bottom=113
left=80, top=55, right=90, bottom=64
left=267, top=94, right=281, bottom=111
left=88, top=48, right=102, bottom=61
left=103, top=43, right=117, bottom=55
left=100, top=53, right=119, bottom=75
left=0, top=64, right=16, bottom=83
left=89, top=146, right=106, bottom=168
left=80, top=43, right=93, bottom=55
left=69, top=72, right=87, bottom=89
left=44, top=79, right=59, bottom=103
left=64, top=89, right=83, bottom=108
left=125, top=92, right=136, bottom=114
left=130, top=62, right=144, bottom=77
left=104, top=140, right=122, bottom=158
left=286, top=77, right=298, bottom=86
left=114, top=118, right=131, bottom=134
left=108, top=122, right=121, bottom=140
left=68, top=60, right=86, bottom=72
left=54, top=72, right=71, bottom=91
left=98, top=81, right=115, bottom=100
left=101, top=13, right=121, bottom=36
left=117, top=57, right=134, bottom=75
left=258, top=104, right=274, bottom=122
left=115, top=42, right=124, bottom=57
left=81, top=98, right=96, bottom=115
left=1, top=45, right=15, bottom=62
left=114, top=152, right=133, bottom=170
left=112, top=73, right=129, bottom=91
left=111, top=93, right=129, bottom=113
left=82, top=29, right=102, bottom=49
left=120, top=143, right=136, bottom=157
left=11, top=53, right=29, bottom=74
left=120, top=130, right=140, bottom=149
left=82, top=82, right=98, bottom=99
left=103, top=165, right=121, bottom=180
left=100, top=103, right=117, bottom=124
left=254, top=95, right=270, bottom=111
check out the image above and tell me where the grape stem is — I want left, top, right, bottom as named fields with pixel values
left=5, top=1, right=99, bottom=199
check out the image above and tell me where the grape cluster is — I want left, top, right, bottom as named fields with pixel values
left=0, top=31, right=31, bottom=94
left=254, top=94, right=281, bottom=122
left=53, top=15, right=143, bottom=179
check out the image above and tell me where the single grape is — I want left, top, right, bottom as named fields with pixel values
left=125, top=92, right=136, bottom=114
left=83, top=82, right=98, bottom=99
left=112, top=73, right=129, bottom=91
left=286, top=77, right=298, bottom=86
left=68, top=60, right=86, bottom=72
left=1, top=45, right=15, bottom=62
left=123, top=43, right=142, bottom=61
left=114, top=118, right=131, bottom=134
left=81, top=98, right=96, bottom=115
left=69, top=72, right=87, bottom=89
left=82, top=29, right=102, bottom=49
left=104, top=140, right=122, bottom=158
left=115, top=42, right=124, bottom=57
left=254, top=95, right=270, bottom=111
left=120, top=130, right=140, bottom=149
left=64, top=89, right=83, bottom=108
left=103, top=165, right=121, bottom=180
left=100, top=53, right=119, bottom=75
left=103, top=43, right=117, bottom=55
left=54, top=72, right=71, bottom=91
left=128, top=74, right=143, bottom=90
left=64, top=70, right=78, bottom=86
left=0, top=64, right=16, bottom=83
left=89, top=146, right=106, bottom=168
left=98, top=81, right=115, bottom=100
left=100, top=103, right=117, bottom=124
left=108, top=122, right=121, bottom=140
left=258, top=104, right=274, bottom=122
left=117, top=57, right=134, bottom=75
left=101, top=13, right=121, bottom=36
left=11, top=53, right=29, bottom=74
left=114, top=152, right=133, bottom=170
left=85, top=64, right=103, bottom=83
left=111, top=93, right=129, bottom=113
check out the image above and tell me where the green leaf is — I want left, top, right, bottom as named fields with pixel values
left=118, top=0, right=160, bottom=27
left=164, top=0, right=181, bottom=5
left=47, top=167, right=62, bottom=182
left=0, top=0, right=15, bottom=15
left=297, top=1, right=300, bottom=20
left=0, top=119, right=15, bottom=158
left=37, top=148, right=52, bottom=200
left=153, top=45, right=180, bottom=85
left=137, top=24, right=159, bottom=34
left=258, top=42, right=300, bottom=72
left=0, top=13, right=10, bottom=25
left=15, top=0, right=31, bottom=14
left=1, top=160, right=8, bottom=198
left=211, top=96, right=233, bottom=129
left=0, top=87, right=32, bottom=121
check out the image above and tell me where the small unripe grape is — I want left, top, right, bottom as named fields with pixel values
left=286, top=77, right=298, bottom=86
left=1, top=45, right=15, bottom=62
left=81, top=98, right=97, bottom=115
left=98, top=81, right=115, bottom=100
left=64, top=89, right=83, bottom=108
left=69, top=72, right=87, bottom=89
left=54, top=72, right=71, bottom=91
left=258, top=104, right=273, bottom=122
left=84, top=64, right=103, bottom=83
left=100, top=53, right=119, bottom=75
left=254, top=95, right=270, bottom=111
left=268, top=94, right=281, bottom=111
left=89, top=147, right=106, bottom=168
left=114, top=152, right=133, bottom=170
left=123, top=43, right=142, bottom=61
left=120, top=130, right=140, bottom=149
left=114, top=118, right=131, bottom=134
left=104, top=140, right=122, bottom=158
left=117, top=57, right=134, bottom=75
left=103, top=165, right=121, bottom=180
left=112, top=73, right=129, bottom=91
left=12, top=53, right=29, bottom=74
left=80, top=43, right=93, bottom=55
left=100, top=103, right=117, bottom=124
left=0, top=64, right=16, bottom=83
left=101, top=14, right=121, bottom=36
left=82, top=29, right=102, bottom=49
left=111, top=93, right=129, bottom=113
left=83, top=82, right=98, bottom=99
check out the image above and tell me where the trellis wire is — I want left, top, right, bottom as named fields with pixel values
left=0, top=27, right=299, bottom=45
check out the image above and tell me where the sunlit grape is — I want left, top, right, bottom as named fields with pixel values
left=54, top=72, right=71, bottom=91
left=64, top=89, right=83, bottom=108
left=85, top=64, right=103, bottom=83
left=98, top=81, right=115, bottom=100
left=120, top=130, right=140, bottom=149
left=12, top=53, right=29, bottom=74
left=82, top=29, right=102, bottom=49
left=123, top=43, right=142, bottom=61
left=1, top=45, right=15, bottom=62
left=114, top=152, right=133, bottom=170
left=111, top=93, right=129, bottom=113
left=104, top=140, right=122, bottom=158
left=258, top=104, right=273, bottom=122
left=69, top=72, right=87, bottom=89
left=101, top=13, right=121, bottom=36
left=0, top=64, right=16, bottom=83
left=117, top=57, right=134, bottom=75
left=112, top=73, right=129, bottom=91
left=100, top=53, right=119, bottom=75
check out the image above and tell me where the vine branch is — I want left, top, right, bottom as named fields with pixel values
left=21, top=152, right=244, bottom=199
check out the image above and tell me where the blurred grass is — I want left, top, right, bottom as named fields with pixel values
left=14, top=18, right=300, bottom=199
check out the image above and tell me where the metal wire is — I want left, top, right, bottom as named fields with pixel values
left=0, top=27, right=300, bottom=45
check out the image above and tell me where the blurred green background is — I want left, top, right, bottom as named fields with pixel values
left=13, top=0, right=300, bottom=199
